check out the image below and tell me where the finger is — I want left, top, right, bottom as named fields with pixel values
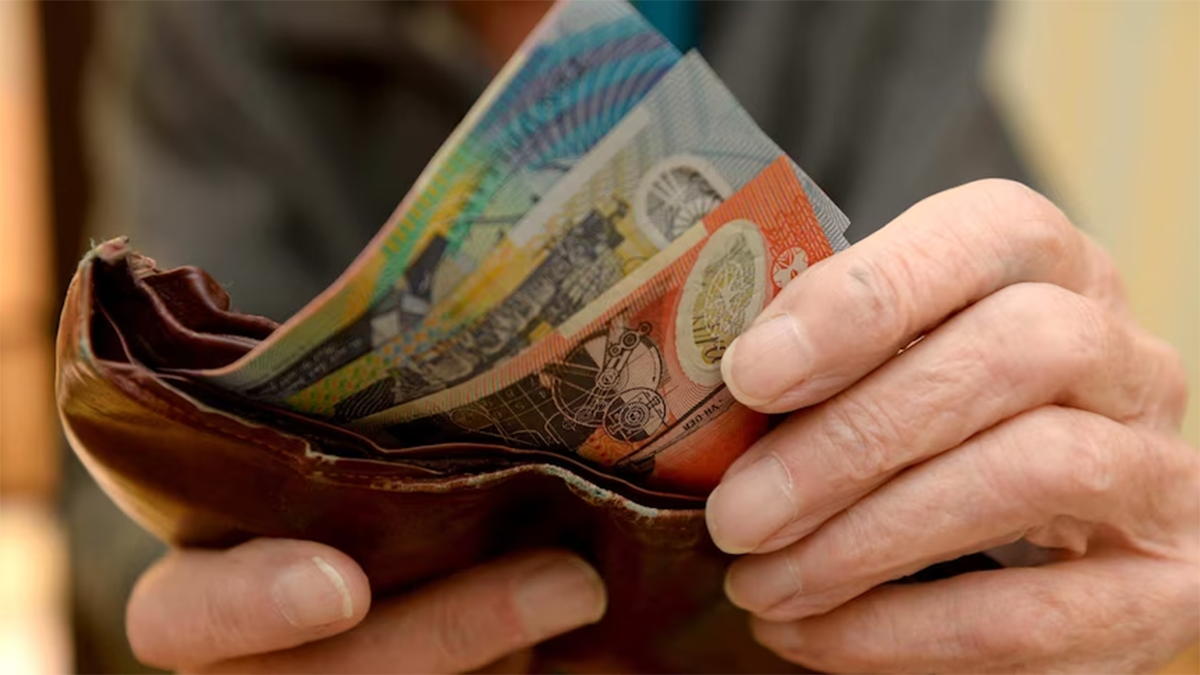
left=707, top=282, right=1189, bottom=553
left=127, top=538, right=370, bottom=670
left=723, top=406, right=1200, bottom=619
left=750, top=556, right=1199, bottom=674
left=203, top=549, right=607, bottom=674
left=720, top=179, right=1129, bottom=413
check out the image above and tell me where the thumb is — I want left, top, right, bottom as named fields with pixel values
left=126, top=538, right=370, bottom=670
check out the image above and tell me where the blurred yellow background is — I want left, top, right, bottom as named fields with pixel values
left=989, top=0, right=1199, bottom=450
left=2, top=1, right=1197, bottom=672
left=988, top=3, right=1199, bottom=671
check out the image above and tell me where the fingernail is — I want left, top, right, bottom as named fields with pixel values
left=707, top=454, right=797, bottom=554
left=726, top=551, right=804, bottom=613
left=721, top=313, right=810, bottom=406
left=272, top=556, right=354, bottom=628
left=514, top=556, right=607, bottom=637
left=753, top=618, right=804, bottom=654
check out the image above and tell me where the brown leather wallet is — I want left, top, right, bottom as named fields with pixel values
left=56, top=237, right=803, bottom=673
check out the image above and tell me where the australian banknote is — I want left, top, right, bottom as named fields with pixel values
left=349, top=157, right=841, bottom=494
left=280, top=52, right=848, bottom=422
left=200, top=0, right=682, bottom=399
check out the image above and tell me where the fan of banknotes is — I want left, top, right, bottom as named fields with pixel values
left=194, top=0, right=850, bottom=495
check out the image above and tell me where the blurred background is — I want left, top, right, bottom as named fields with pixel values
left=1, top=1, right=1196, bottom=673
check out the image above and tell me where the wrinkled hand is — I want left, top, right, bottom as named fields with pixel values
left=126, top=539, right=606, bottom=673
left=708, top=180, right=1199, bottom=673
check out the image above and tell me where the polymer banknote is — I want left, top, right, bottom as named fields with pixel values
left=349, top=157, right=840, bottom=494
left=201, top=0, right=681, bottom=399
left=282, top=53, right=848, bottom=422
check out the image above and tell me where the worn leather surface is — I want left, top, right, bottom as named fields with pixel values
left=56, top=239, right=802, bottom=673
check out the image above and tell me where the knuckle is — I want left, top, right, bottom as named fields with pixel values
left=1029, top=407, right=1118, bottom=501
left=972, top=179, right=1075, bottom=268
left=984, top=280, right=1071, bottom=324
left=1081, top=239, right=1129, bottom=305
left=1156, top=340, right=1189, bottom=401
left=825, top=504, right=892, bottom=579
left=985, top=283, right=1111, bottom=383
left=988, top=179, right=1062, bottom=223
left=780, top=516, right=895, bottom=619
left=1051, top=292, right=1113, bottom=375
left=980, top=407, right=1117, bottom=517
left=830, top=511, right=876, bottom=573
left=1064, top=310, right=1114, bottom=382
left=824, top=396, right=904, bottom=484
left=1058, top=414, right=1120, bottom=499
left=1144, top=335, right=1190, bottom=424
left=976, top=283, right=1186, bottom=428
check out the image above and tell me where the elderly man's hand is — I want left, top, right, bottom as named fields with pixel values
left=708, top=180, right=1199, bottom=673
left=125, top=539, right=606, bottom=673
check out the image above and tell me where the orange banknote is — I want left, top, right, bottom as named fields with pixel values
left=354, top=157, right=836, bottom=494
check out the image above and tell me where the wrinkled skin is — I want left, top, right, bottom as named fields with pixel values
left=708, top=179, right=1199, bottom=673
left=126, top=540, right=606, bottom=674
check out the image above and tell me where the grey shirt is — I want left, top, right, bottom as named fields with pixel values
left=86, top=0, right=1027, bottom=321
left=72, top=3, right=1028, bottom=672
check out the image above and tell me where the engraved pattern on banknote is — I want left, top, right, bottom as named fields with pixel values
left=550, top=322, right=665, bottom=435
left=602, top=387, right=668, bottom=443
left=331, top=200, right=633, bottom=422
left=381, top=320, right=667, bottom=455
left=446, top=324, right=668, bottom=475
left=675, top=220, right=767, bottom=386
left=634, top=155, right=731, bottom=249
left=771, top=246, right=809, bottom=289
